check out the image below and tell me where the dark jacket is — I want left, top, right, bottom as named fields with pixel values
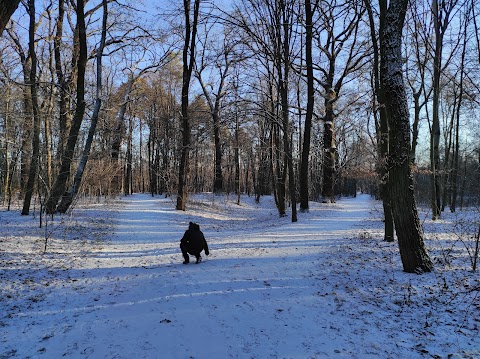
left=180, top=223, right=209, bottom=255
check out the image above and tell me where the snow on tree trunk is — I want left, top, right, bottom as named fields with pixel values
left=381, top=0, right=433, bottom=273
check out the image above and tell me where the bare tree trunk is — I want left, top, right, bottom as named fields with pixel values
left=22, top=0, right=41, bottom=215
left=139, top=117, right=144, bottom=193
left=54, top=0, right=72, bottom=172
left=441, top=99, right=456, bottom=212
left=365, top=0, right=394, bottom=242
left=321, top=90, right=336, bottom=203
left=430, top=0, right=456, bottom=219
left=176, top=0, right=200, bottom=210
left=6, top=27, right=32, bottom=196
left=45, top=0, right=87, bottom=214
left=235, top=104, right=241, bottom=205
left=161, top=109, right=170, bottom=194
left=279, top=0, right=296, bottom=222
left=273, top=122, right=284, bottom=215
left=0, top=0, right=21, bottom=35
left=195, top=44, right=232, bottom=193
left=57, top=0, right=108, bottom=213
left=148, top=129, right=156, bottom=195
left=411, top=92, right=420, bottom=163
left=381, top=0, right=433, bottom=273
left=431, top=19, right=442, bottom=220
left=111, top=76, right=134, bottom=194
left=450, top=8, right=468, bottom=212
left=3, top=87, right=12, bottom=207
left=44, top=83, right=54, bottom=190
left=299, top=0, right=314, bottom=212
left=124, top=112, right=133, bottom=195
left=407, top=4, right=432, bottom=165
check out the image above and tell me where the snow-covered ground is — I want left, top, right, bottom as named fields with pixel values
left=1, top=193, right=479, bottom=358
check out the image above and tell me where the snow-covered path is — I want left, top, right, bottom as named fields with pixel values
left=1, top=194, right=478, bottom=358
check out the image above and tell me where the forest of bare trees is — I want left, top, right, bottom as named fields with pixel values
left=1, top=0, right=479, bottom=272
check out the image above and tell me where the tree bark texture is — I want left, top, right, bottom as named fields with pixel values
left=57, top=0, right=108, bottom=213
left=21, top=0, right=41, bottom=215
left=299, top=0, right=314, bottom=212
left=53, top=0, right=73, bottom=170
left=45, top=0, right=87, bottom=214
left=280, top=1, right=297, bottom=222
left=0, top=0, right=20, bottom=35
left=381, top=0, right=433, bottom=273
left=176, top=0, right=200, bottom=211
left=430, top=0, right=448, bottom=219
left=365, top=0, right=394, bottom=242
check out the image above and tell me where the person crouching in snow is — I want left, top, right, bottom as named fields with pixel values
left=180, top=222, right=209, bottom=264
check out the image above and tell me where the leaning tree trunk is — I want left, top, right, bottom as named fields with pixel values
left=45, top=0, right=87, bottom=214
left=57, top=0, right=107, bottom=213
left=381, top=0, right=433, bottom=273
left=21, top=0, right=41, bottom=216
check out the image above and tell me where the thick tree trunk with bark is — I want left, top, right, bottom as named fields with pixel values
left=57, top=0, right=107, bottom=213
left=0, top=0, right=20, bottom=35
left=45, top=0, right=87, bottom=214
left=280, top=4, right=296, bottom=223
left=381, top=0, right=433, bottom=273
left=299, top=0, right=314, bottom=212
left=176, top=0, right=200, bottom=211
left=53, top=0, right=73, bottom=170
left=21, top=0, right=41, bottom=215
left=365, top=0, right=394, bottom=242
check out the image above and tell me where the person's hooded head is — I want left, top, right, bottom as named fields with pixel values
left=188, top=222, right=200, bottom=231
